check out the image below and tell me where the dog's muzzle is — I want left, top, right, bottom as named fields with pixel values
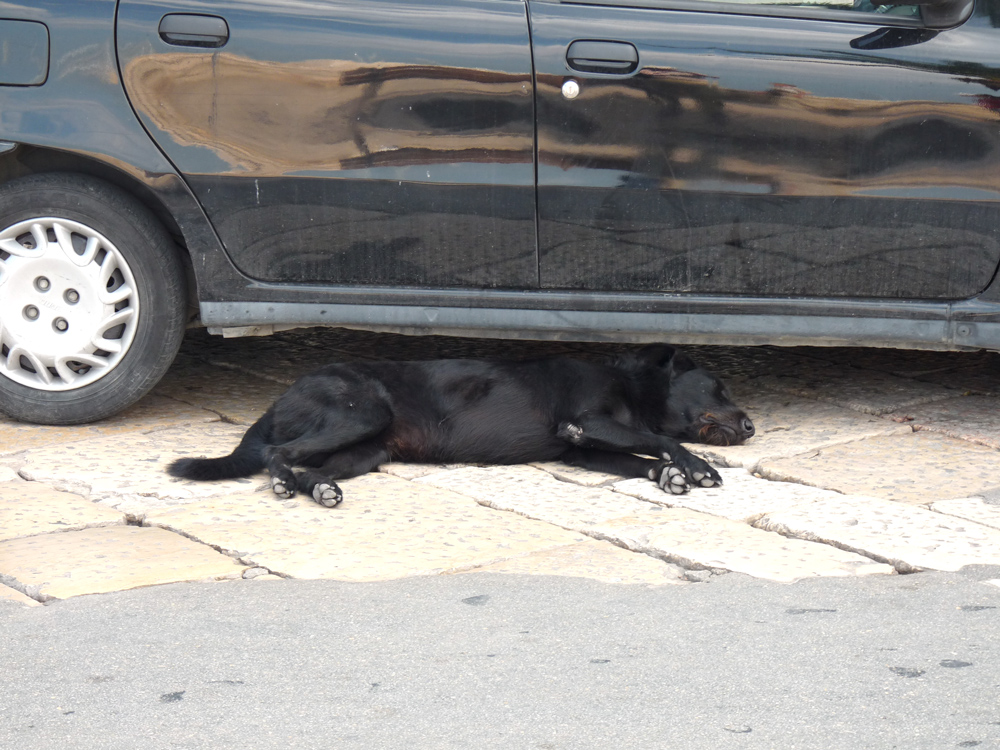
left=694, top=412, right=755, bottom=446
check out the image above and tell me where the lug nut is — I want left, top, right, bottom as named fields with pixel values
left=35, top=276, right=51, bottom=292
left=65, top=289, right=80, bottom=304
left=24, top=305, right=39, bottom=321
left=53, top=318, right=69, bottom=332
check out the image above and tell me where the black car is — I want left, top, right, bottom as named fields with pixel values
left=1, top=0, right=999, bottom=424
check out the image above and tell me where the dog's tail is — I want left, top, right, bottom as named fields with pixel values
left=167, top=411, right=274, bottom=481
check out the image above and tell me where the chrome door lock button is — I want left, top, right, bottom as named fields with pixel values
left=562, top=79, right=580, bottom=99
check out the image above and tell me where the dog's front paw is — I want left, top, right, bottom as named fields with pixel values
left=312, top=482, right=343, bottom=508
left=661, top=447, right=721, bottom=489
left=557, top=421, right=585, bottom=444
left=270, top=473, right=296, bottom=499
left=691, top=468, right=721, bottom=488
left=648, top=461, right=690, bottom=495
left=673, top=452, right=722, bottom=488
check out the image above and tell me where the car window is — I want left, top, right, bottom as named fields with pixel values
left=694, top=0, right=920, bottom=18
left=564, top=0, right=926, bottom=25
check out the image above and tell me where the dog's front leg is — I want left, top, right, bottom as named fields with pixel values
left=556, top=415, right=721, bottom=493
left=560, top=447, right=690, bottom=494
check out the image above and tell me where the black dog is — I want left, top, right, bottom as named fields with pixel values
left=168, top=345, right=754, bottom=506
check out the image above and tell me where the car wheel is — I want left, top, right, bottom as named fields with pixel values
left=0, top=173, right=187, bottom=425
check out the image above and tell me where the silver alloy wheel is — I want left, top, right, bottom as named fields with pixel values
left=0, top=217, right=139, bottom=391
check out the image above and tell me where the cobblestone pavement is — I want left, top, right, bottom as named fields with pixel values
left=2, top=328, right=999, bottom=606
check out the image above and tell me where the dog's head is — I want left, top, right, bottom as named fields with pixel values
left=641, top=345, right=755, bottom=446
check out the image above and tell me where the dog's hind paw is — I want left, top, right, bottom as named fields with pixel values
left=556, top=421, right=585, bottom=444
left=312, top=482, right=343, bottom=508
left=270, top=475, right=295, bottom=499
left=650, top=463, right=690, bottom=495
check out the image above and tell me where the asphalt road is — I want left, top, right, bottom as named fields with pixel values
left=3, top=568, right=1000, bottom=749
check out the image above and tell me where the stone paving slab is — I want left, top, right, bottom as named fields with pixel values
left=683, top=345, right=820, bottom=382
left=789, top=346, right=976, bottom=377
left=463, top=539, right=687, bottom=585
left=903, top=395, right=1000, bottom=450
left=912, top=352, right=1000, bottom=396
left=16, top=422, right=258, bottom=512
left=0, top=481, right=124, bottom=542
left=741, top=359, right=959, bottom=415
left=612, top=468, right=830, bottom=523
left=530, top=461, right=624, bottom=487
left=154, top=355, right=287, bottom=426
left=912, top=357, right=1000, bottom=395
left=380, top=462, right=467, bottom=480
left=689, top=391, right=911, bottom=469
left=591, top=509, right=894, bottom=583
left=930, top=497, right=1000, bottom=532
left=203, top=339, right=369, bottom=385
left=0, top=582, right=40, bottom=607
left=146, top=472, right=594, bottom=582
left=415, top=464, right=895, bottom=582
left=180, top=330, right=329, bottom=383
left=0, top=395, right=217, bottom=456
left=758, top=432, right=1000, bottom=505
left=416, top=464, right=668, bottom=529
left=756, top=496, right=1000, bottom=573
left=0, top=525, right=246, bottom=599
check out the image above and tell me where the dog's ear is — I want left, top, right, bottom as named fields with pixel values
left=665, top=349, right=698, bottom=378
left=637, top=345, right=698, bottom=376
left=636, top=344, right=677, bottom=366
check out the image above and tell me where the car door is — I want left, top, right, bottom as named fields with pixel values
left=529, top=0, right=1000, bottom=299
left=116, top=0, right=537, bottom=289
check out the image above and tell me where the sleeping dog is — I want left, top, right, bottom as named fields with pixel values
left=168, top=345, right=754, bottom=506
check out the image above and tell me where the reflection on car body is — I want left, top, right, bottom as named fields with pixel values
left=0, top=0, right=998, bottom=424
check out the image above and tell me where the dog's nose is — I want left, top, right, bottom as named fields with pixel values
left=741, top=417, right=755, bottom=438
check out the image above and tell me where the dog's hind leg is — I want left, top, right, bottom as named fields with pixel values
left=293, top=440, right=392, bottom=507
left=560, top=448, right=690, bottom=494
left=266, top=403, right=392, bottom=499
left=557, top=415, right=721, bottom=493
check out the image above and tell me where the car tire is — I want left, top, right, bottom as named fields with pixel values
left=0, top=173, right=187, bottom=425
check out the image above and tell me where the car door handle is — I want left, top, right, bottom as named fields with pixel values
left=566, top=40, right=638, bottom=75
left=158, top=14, right=229, bottom=48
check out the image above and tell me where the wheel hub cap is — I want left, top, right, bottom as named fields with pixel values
left=0, top=218, right=139, bottom=391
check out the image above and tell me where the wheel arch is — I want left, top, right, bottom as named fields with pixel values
left=0, top=143, right=200, bottom=319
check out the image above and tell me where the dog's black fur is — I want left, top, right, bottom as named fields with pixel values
left=168, top=345, right=754, bottom=507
